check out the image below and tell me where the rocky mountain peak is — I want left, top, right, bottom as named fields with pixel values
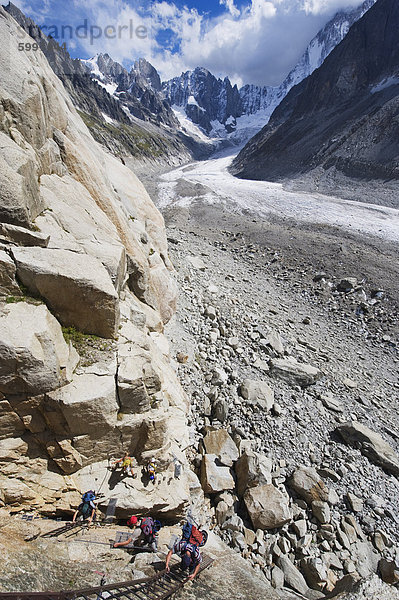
left=133, top=57, right=162, bottom=91
left=95, top=52, right=126, bottom=80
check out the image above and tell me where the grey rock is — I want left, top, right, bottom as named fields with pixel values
left=221, top=514, right=245, bottom=533
left=213, top=399, right=229, bottom=423
left=336, top=421, right=399, bottom=476
left=0, top=222, right=49, bottom=247
left=261, top=330, right=284, bottom=356
left=203, top=429, right=239, bottom=467
left=244, top=484, right=292, bottom=530
left=292, top=519, right=307, bottom=538
left=240, top=379, right=274, bottom=410
left=269, top=357, right=321, bottom=387
left=186, top=256, right=206, bottom=271
left=200, top=454, right=235, bottom=493
left=234, top=450, right=272, bottom=496
left=12, top=247, right=119, bottom=338
left=277, top=555, right=309, bottom=596
left=312, top=500, right=331, bottom=524
left=271, top=566, right=284, bottom=589
left=0, top=302, right=78, bottom=396
left=289, top=466, right=329, bottom=505
left=320, top=392, right=343, bottom=413
left=301, top=557, right=329, bottom=591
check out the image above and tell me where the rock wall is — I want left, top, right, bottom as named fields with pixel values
left=0, top=7, right=190, bottom=518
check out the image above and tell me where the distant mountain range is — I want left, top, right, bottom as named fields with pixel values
left=162, top=0, right=376, bottom=140
left=4, top=0, right=377, bottom=158
left=230, top=0, right=399, bottom=194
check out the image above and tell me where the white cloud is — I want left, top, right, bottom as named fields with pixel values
left=70, top=0, right=154, bottom=63
left=219, top=0, right=240, bottom=18
left=63, top=0, right=368, bottom=86
left=302, top=0, right=364, bottom=14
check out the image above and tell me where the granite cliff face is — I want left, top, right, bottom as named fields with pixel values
left=231, top=0, right=399, bottom=191
left=0, top=5, right=192, bottom=519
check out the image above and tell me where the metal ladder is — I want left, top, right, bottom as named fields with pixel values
left=0, top=556, right=214, bottom=600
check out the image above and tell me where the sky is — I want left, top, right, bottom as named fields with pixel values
left=9, top=0, right=366, bottom=86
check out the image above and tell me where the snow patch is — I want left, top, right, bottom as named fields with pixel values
left=101, top=112, right=114, bottom=124
left=172, top=106, right=215, bottom=144
left=81, top=55, right=102, bottom=79
left=371, top=76, right=399, bottom=94
left=187, top=95, right=199, bottom=107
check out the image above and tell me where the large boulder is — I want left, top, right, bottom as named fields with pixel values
left=0, top=302, right=78, bottom=396
left=244, top=484, right=292, bottom=530
left=203, top=429, right=239, bottom=467
left=117, top=352, right=162, bottom=414
left=336, top=422, right=399, bottom=476
left=0, top=222, right=49, bottom=247
left=289, top=466, right=329, bottom=505
left=269, top=358, right=321, bottom=387
left=200, top=454, right=235, bottom=494
left=12, top=247, right=119, bottom=338
left=48, top=371, right=119, bottom=441
left=0, top=134, right=43, bottom=227
left=235, top=450, right=272, bottom=497
left=240, top=379, right=274, bottom=410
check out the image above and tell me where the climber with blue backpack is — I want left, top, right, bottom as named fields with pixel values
left=72, top=491, right=96, bottom=526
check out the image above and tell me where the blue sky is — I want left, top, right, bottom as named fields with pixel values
left=10, top=0, right=366, bottom=86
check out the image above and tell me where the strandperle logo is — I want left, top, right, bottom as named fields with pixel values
left=16, top=18, right=149, bottom=46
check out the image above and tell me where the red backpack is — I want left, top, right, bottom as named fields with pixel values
left=182, top=521, right=208, bottom=547
left=189, top=525, right=204, bottom=546
left=141, top=517, right=154, bottom=536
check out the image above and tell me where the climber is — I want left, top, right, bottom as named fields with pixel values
left=113, top=452, right=136, bottom=478
left=72, top=490, right=96, bottom=525
left=147, top=459, right=157, bottom=484
left=113, top=515, right=161, bottom=552
left=165, top=539, right=202, bottom=580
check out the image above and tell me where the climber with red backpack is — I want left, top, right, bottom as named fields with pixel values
left=165, top=539, right=203, bottom=580
left=164, top=520, right=207, bottom=580
left=113, top=515, right=162, bottom=552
